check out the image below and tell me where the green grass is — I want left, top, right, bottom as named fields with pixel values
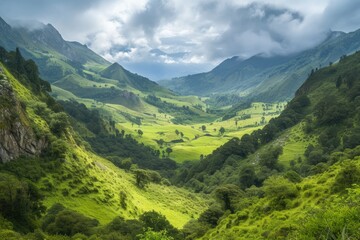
left=50, top=61, right=286, bottom=163
left=43, top=146, right=209, bottom=228
left=201, top=156, right=360, bottom=239
left=4, top=64, right=210, bottom=230
left=53, top=83, right=285, bottom=162
left=117, top=102, right=285, bottom=162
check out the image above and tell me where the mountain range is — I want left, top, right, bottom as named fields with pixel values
left=0, top=17, right=171, bottom=107
left=1, top=14, right=360, bottom=240
left=160, top=30, right=360, bottom=102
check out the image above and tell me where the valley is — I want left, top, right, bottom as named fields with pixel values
left=1, top=6, right=360, bottom=240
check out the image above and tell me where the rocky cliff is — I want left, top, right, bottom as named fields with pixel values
left=0, top=67, right=47, bottom=162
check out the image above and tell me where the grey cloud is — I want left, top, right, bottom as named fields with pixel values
left=128, top=0, right=175, bottom=39
left=322, top=0, right=360, bottom=32
left=202, top=3, right=315, bottom=60
left=0, top=0, right=103, bottom=41
left=0, top=0, right=359, bottom=80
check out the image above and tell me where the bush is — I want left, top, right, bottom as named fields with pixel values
left=0, top=173, right=45, bottom=231
left=259, top=146, right=283, bottom=170
left=214, top=184, right=243, bottom=213
left=198, top=205, right=224, bottom=227
left=293, top=205, right=360, bottom=239
left=139, top=211, right=180, bottom=239
left=103, top=217, right=143, bottom=239
left=42, top=204, right=99, bottom=236
left=138, top=228, right=174, bottom=240
left=284, top=170, right=302, bottom=183
left=263, top=176, right=298, bottom=210
left=49, top=112, right=70, bottom=136
left=332, top=162, right=360, bottom=193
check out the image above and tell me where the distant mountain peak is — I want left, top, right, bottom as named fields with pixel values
left=111, top=62, right=122, bottom=68
left=326, top=30, right=346, bottom=41
left=106, top=62, right=126, bottom=73
left=0, top=16, right=12, bottom=31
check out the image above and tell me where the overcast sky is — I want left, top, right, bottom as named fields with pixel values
left=1, top=0, right=360, bottom=80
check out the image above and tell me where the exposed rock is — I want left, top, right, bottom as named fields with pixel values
left=0, top=76, right=47, bottom=163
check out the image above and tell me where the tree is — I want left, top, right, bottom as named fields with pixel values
left=0, top=173, right=45, bottom=230
left=137, top=129, right=143, bottom=137
left=166, top=147, right=173, bottom=157
left=198, top=205, right=224, bottom=227
left=119, top=191, right=127, bottom=209
left=201, top=125, right=206, bottom=131
left=336, top=76, right=342, bottom=88
left=138, top=229, right=174, bottom=240
left=42, top=205, right=99, bottom=236
left=214, top=184, right=242, bottom=213
left=179, top=132, right=184, bottom=138
left=175, top=129, right=179, bottom=136
left=139, top=211, right=179, bottom=238
left=120, top=159, right=132, bottom=171
left=332, top=162, right=360, bottom=193
left=259, top=146, right=283, bottom=169
left=219, top=127, right=225, bottom=135
left=263, top=176, right=298, bottom=210
left=239, top=165, right=256, bottom=189
left=49, top=112, right=69, bottom=136
left=157, top=139, right=165, bottom=148
left=14, top=48, right=25, bottom=75
left=134, top=169, right=150, bottom=188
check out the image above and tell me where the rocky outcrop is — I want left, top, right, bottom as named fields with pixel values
left=0, top=68, right=47, bottom=163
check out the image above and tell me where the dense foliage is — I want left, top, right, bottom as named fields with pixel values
left=0, top=47, right=50, bottom=93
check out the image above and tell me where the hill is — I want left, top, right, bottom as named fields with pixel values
left=0, top=17, right=173, bottom=106
left=160, top=30, right=360, bottom=102
left=0, top=47, right=209, bottom=239
left=170, top=51, right=360, bottom=239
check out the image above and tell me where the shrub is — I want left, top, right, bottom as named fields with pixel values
left=259, top=146, right=283, bottom=170
left=42, top=204, right=99, bottom=236
left=293, top=205, right=360, bottom=239
left=332, top=162, right=360, bottom=193
left=284, top=170, right=302, bottom=183
left=139, top=211, right=180, bottom=238
left=263, top=176, right=298, bottom=210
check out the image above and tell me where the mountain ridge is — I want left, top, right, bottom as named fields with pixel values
left=160, top=29, right=359, bottom=102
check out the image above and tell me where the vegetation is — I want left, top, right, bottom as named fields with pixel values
left=2, top=17, right=360, bottom=240
left=0, top=50, right=208, bottom=240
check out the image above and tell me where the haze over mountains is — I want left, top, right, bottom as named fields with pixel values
left=160, top=30, right=360, bottom=101
left=3, top=14, right=360, bottom=107
left=0, top=17, right=175, bottom=109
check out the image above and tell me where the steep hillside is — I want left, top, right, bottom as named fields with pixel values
left=0, top=48, right=209, bottom=239
left=0, top=17, right=174, bottom=103
left=0, top=17, right=109, bottom=80
left=172, top=51, right=360, bottom=239
left=161, top=30, right=360, bottom=102
left=100, top=63, right=168, bottom=94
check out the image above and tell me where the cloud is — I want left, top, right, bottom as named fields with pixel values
left=201, top=3, right=327, bottom=59
left=322, top=0, right=360, bottom=32
left=0, top=0, right=359, bottom=80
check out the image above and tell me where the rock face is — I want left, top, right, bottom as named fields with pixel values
left=0, top=68, right=47, bottom=163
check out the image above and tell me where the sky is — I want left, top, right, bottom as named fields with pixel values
left=0, top=0, right=360, bottom=80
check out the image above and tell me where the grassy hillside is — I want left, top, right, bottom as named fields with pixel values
left=174, top=50, right=360, bottom=239
left=160, top=30, right=360, bottom=103
left=0, top=49, right=209, bottom=239
left=1, top=17, right=282, bottom=167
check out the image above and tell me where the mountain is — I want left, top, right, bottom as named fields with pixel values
left=100, top=62, right=167, bottom=93
left=171, top=51, right=360, bottom=239
left=0, top=46, right=207, bottom=239
left=0, top=17, right=109, bottom=81
left=160, top=30, right=360, bottom=102
left=0, top=16, right=179, bottom=112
